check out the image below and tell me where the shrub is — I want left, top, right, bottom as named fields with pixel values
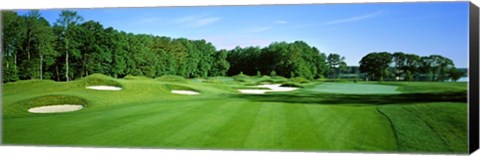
left=270, top=71, right=277, bottom=77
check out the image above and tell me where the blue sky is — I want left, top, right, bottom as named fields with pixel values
left=17, top=2, right=469, bottom=67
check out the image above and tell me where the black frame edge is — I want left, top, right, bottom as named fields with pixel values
left=469, top=1, right=480, bottom=154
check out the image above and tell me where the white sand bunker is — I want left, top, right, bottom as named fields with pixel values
left=239, top=84, right=298, bottom=94
left=86, top=86, right=122, bottom=91
left=171, top=90, right=200, bottom=95
left=28, top=104, right=84, bottom=113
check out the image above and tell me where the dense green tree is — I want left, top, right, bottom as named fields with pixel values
left=2, top=11, right=23, bottom=82
left=403, top=54, right=421, bottom=81
left=107, top=29, right=128, bottom=78
left=359, top=52, right=392, bottom=81
left=391, top=52, right=406, bottom=80
left=211, top=50, right=230, bottom=76
left=448, top=68, right=465, bottom=82
left=419, top=55, right=454, bottom=81
left=35, top=15, right=58, bottom=80
left=226, top=41, right=327, bottom=80
left=77, top=20, right=108, bottom=77
left=54, top=10, right=84, bottom=81
left=327, top=53, right=346, bottom=79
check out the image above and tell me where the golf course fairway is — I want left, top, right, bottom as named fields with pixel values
left=2, top=74, right=468, bottom=153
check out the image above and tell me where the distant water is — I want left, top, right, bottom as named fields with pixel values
left=457, top=77, right=468, bottom=82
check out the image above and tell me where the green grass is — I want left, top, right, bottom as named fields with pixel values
left=2, top=75, right=468, bottom=153
left=378, top=103, right=467, bottom=153
left=308, top=82, right=400, bottom=94
left=155, top=75, right=188, bottom=82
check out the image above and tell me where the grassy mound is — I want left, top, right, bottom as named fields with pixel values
left=232, top=74, right=250, bottom=82
left=202, top=79, right=224, bottom=84
left=164, top=84, right=199, bottom=92
left=257, top=76, right=289, bottom=84
left=5, top=95, right=88, bottom=117
left=123, top=75, right=152, bottom=80
left=233, top=75, right=291, bottom=85
left=202, top=77, right=234, bottom=84
left=80, top=74, right=122, bottom=87
left=280, top=82, right=304, bottom=88
left=291, top=77, right=311, bottom=84
left=156, top=75, right=187, bottom=82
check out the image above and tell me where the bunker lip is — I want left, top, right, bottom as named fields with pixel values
left=171, top=90, right=200, bottom=95
left=239, top=84, right=298, bottom=94
left=28, top=104, right=84, bottom=113
left=86, top=86, right=122, bottom=91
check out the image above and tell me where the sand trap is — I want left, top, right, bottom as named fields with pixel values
left=171, top=90, right=200, bottom=95
left=239, top=84, right=298, bottom=94
left=257, top=84, right=298, bottom=92
left=28, top=104, right=83, bottom=113
left=86, top=86, right=122, bottom=91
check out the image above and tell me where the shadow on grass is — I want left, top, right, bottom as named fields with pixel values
left=232, top=91, right=467, bottom=105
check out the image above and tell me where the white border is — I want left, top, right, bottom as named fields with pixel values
left=0, top=0, right=478, bottom=156
left=0, top=0, right=471, bottom=10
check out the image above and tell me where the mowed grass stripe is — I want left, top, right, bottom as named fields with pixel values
left=77, top=100, right=226, bottom=147
left=405, top=104, right=467, bottom=152
left=243, top=102, right=289, bottom=150
left=377, top=103, right=467, bottom=153
left=282, top=103, right=329, bottom=150
left=303, top=104, right=397, bottom=152
left=3, top=100, right=211, bottom=146
left=157, top=100, right=246, bottom=148
left=198, top=100, right=262, bottom=149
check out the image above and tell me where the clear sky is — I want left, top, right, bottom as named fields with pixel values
left=16, top=2, right=470, bottom=67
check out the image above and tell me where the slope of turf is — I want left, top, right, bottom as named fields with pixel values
left=377, top=103, right=467, bottom=153
left=2, top=76, right=468, bottom=153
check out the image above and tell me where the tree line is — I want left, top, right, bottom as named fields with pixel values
left=359, top=52, right=465, bottom=81
left=225, top=41, right=333, bottom=80
left=2, top=10, right=464, bottom=83
left=2, top=10, right=229, bottom=82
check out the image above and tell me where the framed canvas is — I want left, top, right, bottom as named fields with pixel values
left=1, top=0, right=479, bottom=155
